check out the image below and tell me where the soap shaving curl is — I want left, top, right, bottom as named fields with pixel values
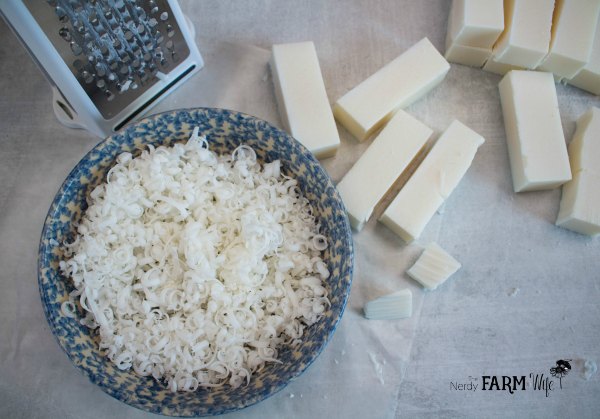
left=60, top=129, right=330, bottom=391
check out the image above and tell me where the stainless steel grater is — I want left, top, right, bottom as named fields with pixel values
left=0, top=0, right=203, bottom=137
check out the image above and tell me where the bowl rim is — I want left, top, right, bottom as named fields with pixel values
left=37, top=107, right=354, bottom=417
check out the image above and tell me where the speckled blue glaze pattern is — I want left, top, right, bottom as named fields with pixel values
left=38, top=108, right=354, bottom=417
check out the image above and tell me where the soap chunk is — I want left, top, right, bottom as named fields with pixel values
left=569, top=13, right=600, bottom=95
left=482, top=56, right=524, bottom=75
left=567, top=107, right=600, bottom=176
left=493, top=0, right=555, bottom=69
left=407, top=243, right=462, bottom=290
left=446, top=0, right=505, bottom=49
left=364, top=289, right=412, bottom=320
left=498, top=71, right=571, bottom=192
left=537, top=0, right=600, bottom=79
left=337, top=110, right=432, bottom=231
left=445, top=43, right=492, bottom=68
left=333, top=38, right=449, bottom=141
left=556, top=172, right=600, bottom=235
left=379, top=120, right=484, bottom=243
left=556, top=107, right=600, bottom=235
left=271, top=41, right=340, bottom=159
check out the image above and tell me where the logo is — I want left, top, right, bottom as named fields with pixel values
left=450, top=359, right=573, bottom=398
left=549, top=359, right=572, bottom=389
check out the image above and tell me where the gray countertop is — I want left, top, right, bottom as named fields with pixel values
left=1, top=1, right=599, bottom=418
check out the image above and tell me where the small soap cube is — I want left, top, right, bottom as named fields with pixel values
left=333, top=38, right=449, bottom=141
left=407, top=243, right=462, bottom=290
left=379, top=120, right=484, bottom=243
left=364, top=289, right=412, bottom=320
left=271, top=41, right=340, bottom=159
left=493, top=0, right=555, bottom=69
left=446, top=0, right=505, bottom=49
left=337, top=110, right=432, bottom=231
left=498, top=71, right=572, bottom=192
left=569, top=13, right=600, bottom=95
left=537, top=0, right=600, bottom=79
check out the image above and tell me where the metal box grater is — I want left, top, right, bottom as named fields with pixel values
left=0, top=0, right=204, bottom=137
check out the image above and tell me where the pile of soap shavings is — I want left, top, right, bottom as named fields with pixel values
left=59, top=129, right=331, bottom=392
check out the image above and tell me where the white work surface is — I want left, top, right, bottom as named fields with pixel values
left=1, top=1, right=599, bottom=418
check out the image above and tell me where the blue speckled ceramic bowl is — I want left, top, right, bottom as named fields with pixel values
left=38, top=108, right=354, bottom=417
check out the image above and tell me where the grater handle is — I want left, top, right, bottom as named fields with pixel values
left=51, top=86, right=86, bottom=130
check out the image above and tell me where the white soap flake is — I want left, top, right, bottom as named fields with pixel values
left=368, top=352, right=385, bottom=385
left=59, top=133, right=331, bottom=392
left=584, top=360, right=598, bottom=380
left=508, top=287, right=520, bottom=297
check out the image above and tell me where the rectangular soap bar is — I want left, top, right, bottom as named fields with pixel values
left=364, top=289, right=412, bottom=320
left=567, top=107, right=600, bottom=175
left=379, top=120, right=484, bottom=243
left=498, top=71, right=572, bottom=192
left=407, top=243, right=462, bottom=290
left=333, top=38, right=449, bottom=141
left=337, top=110, right=432, bottom=231
left=493, top=0, right=555, bottom=69
left=482, top=56, right=524, bottom=75
left=446, top=0, right=505, bottom=49
left=556, top=107, right=600, bottom=235
left=537, top=0, right=600, bottom=79
left=445, top=43, right=492, bottom=68
left=271, top=41, right=340, bottom=159
left=569, top=13, right=600, bottom=95
left=556, top=172, right=600, bottom=235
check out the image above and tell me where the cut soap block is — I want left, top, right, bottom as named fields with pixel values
left=446, top=0, right=505, bottom=48
left=333, top=38, right=449, bottom=141
left=482, top=56, right=524, bottom=75
left=364, top=289, right=412, bottom=320
left=379, top=120, right=484, bottom=243
left=569, top=12, right=600, bottom=95
left=407, top=243, right=462, bottom=290
left=567, top=107, right=600, bottom=175
left=537, top=0, right=600, bottom=79
left=556, top=107, right=600, bottom=235
left=444, top=0, right=504, bottom=67
left=336, top=110, right=432, bottom=231
left=493, top=0, right=555, bottom=69
left=498, top=71, right=572, bottom=192
left=271, top=41, right=340, bottom=159
left=445, top=43, right=492, bottom=68
left=556, top=173, right=600, bottom=235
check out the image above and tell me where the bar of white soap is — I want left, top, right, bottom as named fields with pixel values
left=498, top=71, right=572, bottom=192
left=446, top=0, right=505, bottom=49
left=567, top=107, right=600, bottom=175
left=537, top=0, right=600, bottom=79
left=337, top=110, right=432, bottom=231
left=482, top=56, right=524, bottom=75
left=569, top=13, right=600, bottom=95
left=379, top=120, right=484, bottom=243
left=364, top=289, right=412, bottom=320
left=407, top=243, right=462, bottom=290
left=493, top=0, right=555, bottom=69
left=445, top=43, right=492, bottom=68
left=556, top=107, right=600, bottom=235
left=270, top=41, right=340, bottom=159
left=556, top=173, right=600, bottom=235
left=333, top=38, right=449, bottom=141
